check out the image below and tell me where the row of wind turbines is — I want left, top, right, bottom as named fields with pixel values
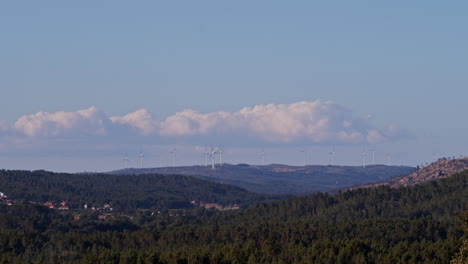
left=204, top=146, right=224, bottom=169
left=123, top=145, right=393, bottom=170
left=124, top=149, right=178, bottom=169
left=298, top=146, right=390, bottom=168
left=123, top=146, right=226, bottom=170
left=123, top=151, right=145, bottom=169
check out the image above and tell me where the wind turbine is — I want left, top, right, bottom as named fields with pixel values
left=204, top=146, right=209, bottom=167
left=170, top=148, right=177, bottom=167
left=139, top=151, right=144, bottom=169
left=329, top=146, right=335, bottom=166
left=261, top=149, right=265, bottom=166
left=362, top=147, right=367, bottom=168
left=298, top=149, right=307, bottom=166
left=370, top=146, right=375, bottom=165
left=386, top=153, right=391, bottom=166
left=218, top=146, right=224, bottom=166
left=210, top=146, right=218, bottom=169
left=123, top=153, right=129, bottom=169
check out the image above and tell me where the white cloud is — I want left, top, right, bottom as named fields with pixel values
left=14, top=106, right=107, bottom=137
left=110, top=100, right=391, bottom=144
left=159, top=109, right=230, bottom=136
left=383, top=124, right=413, bottom=139
left=367, top=129, right=387, bottom=144
left=110, top=109, right=157, bottom=135
left=8, top=101, right=408, bottom=146
left=230, top=101, right=359, bottom=143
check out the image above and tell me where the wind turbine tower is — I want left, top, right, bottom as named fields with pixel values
left=123, top=153, right=129, bottom=169
left=298, top=149, right=307, bottom=166
left=170, top=148, right=177, bottom=167
left=204, top=146, right=209, bottom=167
left=370, top=146, right=375, bottom=165
left=210, top=146, right=218, bottom=169
left=362, top=148, right=367, bottom=168
left=261, top=149, right=265, bottom=166
left=218, top=146, right=224, bottom=166
left=139, top=151, right=144, bottom=168
left=329, top=146, right=335, bottom=166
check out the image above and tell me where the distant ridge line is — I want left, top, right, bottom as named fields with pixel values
left=107, top=163, right=416, bottom=195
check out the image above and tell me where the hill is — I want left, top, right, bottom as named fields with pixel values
left=110, top=163, right=416, bottom=194
left=355, top=157, right=468, bottom=189
left=1, top=168, right=468, bottom=263
left=0, top=170, right=288, bottom=210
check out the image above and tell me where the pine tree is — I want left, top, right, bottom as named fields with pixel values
left=451, top=205, right=468, bottom=264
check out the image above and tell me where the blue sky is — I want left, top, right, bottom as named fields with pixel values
left=0, top=1, right=467, bottom=172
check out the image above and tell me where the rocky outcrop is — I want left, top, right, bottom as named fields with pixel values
left=355, top=158, right=468, bottom=189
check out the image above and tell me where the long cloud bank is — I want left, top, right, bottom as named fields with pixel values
left=2, top=101, right=408, bottom=146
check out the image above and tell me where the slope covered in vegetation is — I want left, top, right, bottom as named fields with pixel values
left=0, top=169, right=468, bottom=263
left=0, top=170, right=287, bottom=210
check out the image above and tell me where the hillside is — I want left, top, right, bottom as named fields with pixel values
left=0, top=170, right=288, bottom=210
left=110, top=163, right=416, bottom=194
left=355, top=157, right=468, bottom=189
left=1, top=169, right=468, bottom=263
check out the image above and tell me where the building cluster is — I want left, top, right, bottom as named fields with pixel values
left=0, top=192, right=13, bottom=206
left=0, top=191, right=115, bottom=212
left=83, top=203, right=113, bottom=211
left=43, top=200, right=77, bottom=210
left=190, top=200, right=240, bottom=211
left=41, top=202, right=114, bottom=211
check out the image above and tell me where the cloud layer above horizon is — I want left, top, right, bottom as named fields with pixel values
left=1, top=101, right=409, bottom=151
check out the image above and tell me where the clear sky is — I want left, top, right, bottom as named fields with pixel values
left=0, top=1, right=467, bottom=172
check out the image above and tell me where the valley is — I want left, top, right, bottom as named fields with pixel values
left=110, top=163, right=416, bottom=194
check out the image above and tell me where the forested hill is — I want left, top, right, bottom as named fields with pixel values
left=0, top=169, right=468, bottom=263
left=0, top=170, right=288, bottom=210
left=356, top=157, right=468, bottom=189
left=110, top=163, right=415, bottom=194
left=147, top=169, right=468, bottom=263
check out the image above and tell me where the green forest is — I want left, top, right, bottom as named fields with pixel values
left=0, top=170, right=288, bottom=210
left=1, top=169, right=468, bottom=263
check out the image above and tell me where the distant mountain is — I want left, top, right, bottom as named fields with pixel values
left=109, top=163, right=416, bottom=194
left=0, top=170, right=288, bottom=210
left=355, top=157, right=468, bottom=189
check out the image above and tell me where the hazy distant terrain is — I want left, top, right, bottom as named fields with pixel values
left=110, top=164, right=416, bottom=194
